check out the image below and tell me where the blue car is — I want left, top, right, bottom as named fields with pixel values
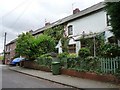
left=10, top=58, right=24, bottom=66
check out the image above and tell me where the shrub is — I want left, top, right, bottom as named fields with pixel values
left=36, top=54, right=52, bottom=68
left=15, top=32, right=35, bottom=60
left=85, top=56, right=99, bottom=72
left=40, top=54, right=51, bottom=58
left=57, top=52, right=68, bottom=67
left=16, top=33, right=55, bottom=60
left=35, top=35, right=56, bottom=55
left=67, top=53, right=77, bottom=58
left=78, top=48, right=90, bottom=58
left=100, top=43, right=120, bottom=58
left=57, top=52, right=68, bottom=59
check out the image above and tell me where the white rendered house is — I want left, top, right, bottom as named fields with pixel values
left=32, top=2, right=113, bottom=55
left=55, top=2, right=113, bottom=55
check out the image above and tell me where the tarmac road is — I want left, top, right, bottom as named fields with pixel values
left=2, top=65, right=73, bottom=89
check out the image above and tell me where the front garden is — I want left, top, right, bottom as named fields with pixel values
left=14, top=25, right=120, bottom=84
left=22, top=52, right=120, bottom=83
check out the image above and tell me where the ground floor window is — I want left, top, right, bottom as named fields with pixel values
left=108, top=36, right=117, bottom=44
left=68, top=44, right=76, bottom=53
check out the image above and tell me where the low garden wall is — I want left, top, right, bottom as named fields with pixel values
left=21, top=60, right=120, bottom=84
left=61, top=68, right=120, bottom=84
left=22, top=61, right=51, bottom=72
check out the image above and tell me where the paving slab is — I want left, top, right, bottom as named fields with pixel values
left=8, top=66, right=120, bottom=89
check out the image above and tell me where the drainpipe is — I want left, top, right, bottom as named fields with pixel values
left=93, top=36, right=96, bottom=57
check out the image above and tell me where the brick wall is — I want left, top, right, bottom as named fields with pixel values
left=23, top=61, right=51, bottom=72
left=22, top=61, right=120, bottom=84
left=5, top=42, right=16, bottom=64
left=61, top=69, right=120, bottom=84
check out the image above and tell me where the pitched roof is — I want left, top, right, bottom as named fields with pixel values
left=6, top=39, right=16, bottom=46
left=32, top=2, right=105, bottom=35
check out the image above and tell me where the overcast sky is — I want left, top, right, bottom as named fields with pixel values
left=0, top=0, right=104, bottom=53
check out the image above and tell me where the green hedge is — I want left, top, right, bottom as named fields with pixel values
left=36, top=54, right=52, bottom=68
left=36, top=54, right=120, bottom=75
left=61, top=56, right=100, bottom=73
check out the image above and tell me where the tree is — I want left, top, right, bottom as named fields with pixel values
left=15, top=32, right=35, bottom=60
left=44, top=25, right=69, bottom=53
left=16, top=33, right=56, bottom=60
left=34, top=35, right=56, bottom=55
left=44, top=25, right=64, bottom=45
left=105, top=2, right=120, bottom=40
left=100, top=43, right=120, bottom=58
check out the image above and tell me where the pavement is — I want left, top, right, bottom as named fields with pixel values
left=8, top=66, right=120, bottom=89
left=2, top=67, right=71, bottom=88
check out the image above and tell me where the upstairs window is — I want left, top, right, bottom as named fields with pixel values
left=68, top=25, right=73, bottom=35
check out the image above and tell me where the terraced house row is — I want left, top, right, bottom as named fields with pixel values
left=5, top=2, right=117, bottom=64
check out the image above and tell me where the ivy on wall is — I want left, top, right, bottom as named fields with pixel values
left=80, top=32, right=105, bottom=57
left=44, top=25, right=69, bottom=53
left=44, top=25, right=64, bottom=45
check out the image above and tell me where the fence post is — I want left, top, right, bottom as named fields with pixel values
left=110, top=58, right=113, bottom=74
left=113, top=58, right=115, bottom=74
left=100, top=57, right=120, bottom=74
left=118, top=57, right=120, bottom=73
left=108, top=58, right=110, bottom=73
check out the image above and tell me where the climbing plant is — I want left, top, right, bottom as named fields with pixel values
left=61, top=37, right=69, bottom=53
left=44, top=25, right=69, bottom=53
left=44, top=25, right=64, bottom=45
left=80, top=32, right=105, bottom=56
left=105, top=2, right=120, bottom=40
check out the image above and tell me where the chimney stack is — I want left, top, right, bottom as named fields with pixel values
left=29, top=30, right=33, bottom=33
left=45, top=22, right=50, bottom=26
left=73, top=8, right=80, bottom=14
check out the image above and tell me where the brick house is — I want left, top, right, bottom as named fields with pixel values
left=4, top=30, right=33, bottom=64
left=5, top=39, right=16, bottom=64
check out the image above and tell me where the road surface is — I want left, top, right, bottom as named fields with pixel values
left=2, top=65, right=73, bottom=89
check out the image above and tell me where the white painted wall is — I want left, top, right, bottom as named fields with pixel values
left=66, top=10, right=107, bottom=37
left=55, top=39, right=62, bottom=53
left=65, top=10, right=107, bottom=55
left=56, top=10, right=113, bottom=55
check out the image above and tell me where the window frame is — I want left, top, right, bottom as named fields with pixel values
left=68, top=25, right=73, bottom=35
left=68, top=44, right=76, bottom=53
